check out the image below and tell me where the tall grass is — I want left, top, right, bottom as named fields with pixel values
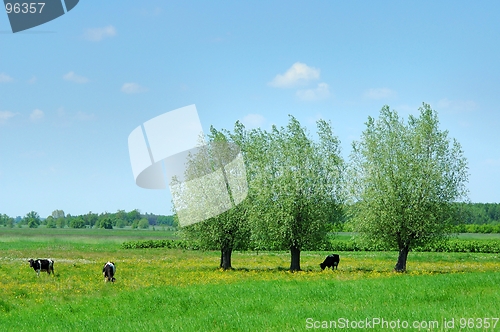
left=1, top=268, right=499, bottom=331
left=0, top=230, right=499, bottom=331
left=0, top=227, right=177, bottom=251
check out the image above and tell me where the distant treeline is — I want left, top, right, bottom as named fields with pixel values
left=0, top=209, right=176, bottom=229
left=1, top=202, right=499, bottom=231
left=456, top=203, right=500, bottom=224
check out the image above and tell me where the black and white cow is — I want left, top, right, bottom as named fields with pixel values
left=28, top=259, right=54, bottom=276
left=102, top=262, right=116, bottom=282
left=320, top=254, right=340, bottom=271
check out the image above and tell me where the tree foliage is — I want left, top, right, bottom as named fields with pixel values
left=69, top=216, right=86, bottom=229
left=0, top=214, right=12, bottom=227
left=24, top=211, right=41, bottom=228
left=456, top=202, right=500, bottom=225
left=56, top=217, right=66, bottom=228
left=51, top=209, right=65, bottom=219
left=227, top=115, right=344, bottom=271
left=179, top=127, right=250, bottom=270
left=97, top=217, right=114, bottom=229
left=349, top=104, right=469, bottom=271
left=45, top=216, right=57, bottom=228
left=138, top=218, right=150, bottom=229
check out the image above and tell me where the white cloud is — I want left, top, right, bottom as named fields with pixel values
left=241, top=114, right=265, bottom=129
left=437, top=98, right=477, bottom=112
left=63, top=71, right=89, bottom=84
left=30, top=109, right=44, bottom=122
left=364, top=88, right=396, bottom=99
left=84, top=25, right=116, bottom=42
left=121, top=82, right=147, bottom=94
left=28, top=76, right=37, bottom=84
left=268, top=62, right=320, bottom=88
left=0, top=111, right=16, bottom=123
left=296, top=83, right=331, bottom=101
left=0, top=73, right=13, bottom=83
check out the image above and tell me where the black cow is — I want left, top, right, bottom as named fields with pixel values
left=28, top=259, right=54, bottom=276
left=103, top=262, right=116, bottom=282
left=320, top=254, right=340, bottom=271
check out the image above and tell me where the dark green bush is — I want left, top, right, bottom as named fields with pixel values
left=121, top=239, right=200, bottom=250
left=122, top=238, right=500, bottom=254
left=324, top=239, right=500, bottom=253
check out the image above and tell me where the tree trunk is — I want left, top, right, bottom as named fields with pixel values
left=290, top=245, right=301, bottom=272
left=220, top=247, right=232, bottom=270
left=394, top=246, right=409, bottom=272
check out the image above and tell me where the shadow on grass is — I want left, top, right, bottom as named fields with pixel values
left=220, top=266, right=345, bottom=273
left=176, top=263, right=487, bottom=276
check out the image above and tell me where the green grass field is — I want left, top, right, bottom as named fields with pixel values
left=1, top=228, right=499, bottom=331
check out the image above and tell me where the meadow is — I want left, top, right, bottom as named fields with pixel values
left=0, top=228, right=499, bottom=331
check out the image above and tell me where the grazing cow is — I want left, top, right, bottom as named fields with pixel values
left=102, top=262, right=116, bottom=282
left=320, top=254, right=340, bottom=271
left=28, top=259, right=54, bottom=276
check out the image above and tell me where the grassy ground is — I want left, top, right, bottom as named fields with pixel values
left=0, top=227, right=176, bottom=251
left=1, top=228, right=499, bottom=331
left=456, top=232, right=500, bottom=240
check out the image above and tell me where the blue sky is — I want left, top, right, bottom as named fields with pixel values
left=1, top=1, right=499, bottom=218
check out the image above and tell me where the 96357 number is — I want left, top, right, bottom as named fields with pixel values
left=459, top=318, right=499, bottom=329
left=5, top=2, right=45, bottom=14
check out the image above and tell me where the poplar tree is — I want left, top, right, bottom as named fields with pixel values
left=349, top=104, right=469, bottom=272
left=234, top=116, right=344, bottom=271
